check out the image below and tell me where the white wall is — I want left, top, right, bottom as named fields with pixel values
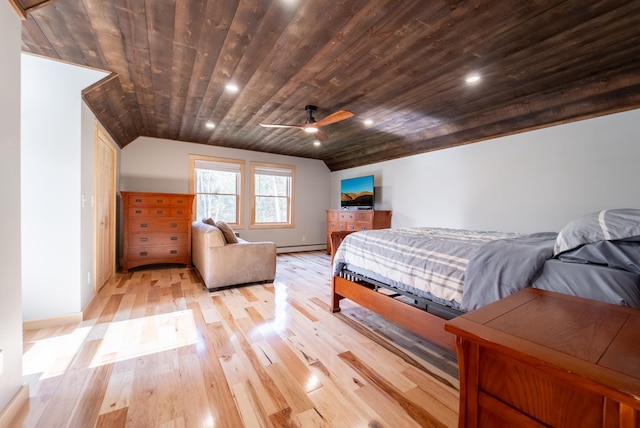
left=0, top=0, right=23, bottom=413
left=21, top=54, right=107, bottom=321
left=332, top=108, right=640, bottom=233
left=120, top=137, right=331, bottom=252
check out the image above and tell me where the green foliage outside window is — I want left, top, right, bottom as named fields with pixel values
left=255, top=174, right=290, bottom=223
left=195, top=169, right=238, bottom=223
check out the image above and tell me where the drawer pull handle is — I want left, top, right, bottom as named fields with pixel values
left=140, top=237, right=148, bottom=242
left=157, top=199, right=163, bottom=203
left=170, top=236, right=178, bottom=241
left=176, top=210, right=183, bottom=215
left=140, top=223, right=148, bottom=228
left=177, top=199, right=183, bottom=204
left=361, top=226, right=366, bottom=230
left=349, top=225, right=354, bottom=230
left=170, top=223, right=178, bottom=227
left=135, top=210, right=142, bottom=214
left=135, top=198, right=142, bottom=203
left=140, top=251, right=148, bottom=256
left=157, top=210, right=163, bottom=214
left=170, top=250, right=177, bottom=254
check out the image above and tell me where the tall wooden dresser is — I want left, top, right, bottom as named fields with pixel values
left=326, top=209, right=392, bottom=254
left=121, top=191, right=195, bottom=271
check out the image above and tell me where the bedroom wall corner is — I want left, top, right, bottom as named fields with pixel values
left=0, top=0, right=25, bottom=414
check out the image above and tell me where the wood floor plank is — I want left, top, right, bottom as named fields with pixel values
left=229, top=327, right=291, bottom=419
left=176, top=346, right=215, bottom=427
left=34, top=365, right=97, bottom=427
left=67, top=363, right=114, bottom=427
left=112, top=292, right=137, bottom=323
left=308, top=385, right=381, bottom=427
left=265, top=362, right=316, bottom=414
left=354, top=383, right=423, bottom=428
left=340, top=350, right=447, bottom=428
left=126, top=351, right=159, bottom=427
left=196, top=307, right=246, bottom=428
left=98, top=358, right=135, bottom=415
left=402, top=364, right=459, bottom=411
left=69, top=338, right=104, bottom=371
left=238, top=285, right=260, bottom=303
left=404, top=385, right=458, bottom=428
left=251, top=340, right=279, bottom=367
left=96, top=407, right=128, bottom=428
left=154, top=348, right=183, bottom=426
left=230, top=380, right=271, bottom=428
left=97, top=294, right=124, bottom=324
left=16, top=252, right=459, bottom=427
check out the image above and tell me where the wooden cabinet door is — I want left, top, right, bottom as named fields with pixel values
left=95, top=126, right=116, bottom=291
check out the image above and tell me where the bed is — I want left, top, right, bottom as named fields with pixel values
left=331, top=209, right=640, bottom=353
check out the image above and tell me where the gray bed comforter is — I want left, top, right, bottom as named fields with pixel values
left=461, top=232, right=557, bottom=310
left=332, top=227, right=557, bottom=311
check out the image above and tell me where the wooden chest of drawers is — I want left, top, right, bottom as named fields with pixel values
left=326, top=209, right=391, bottom=254
left=122, top=191, right=195, bottom=271
left=445, top=288, right=640, bottom=427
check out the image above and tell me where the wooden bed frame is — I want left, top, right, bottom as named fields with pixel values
left=329, top=230, right=457, bottom=354
left=331, top=275, right=457, bottom=353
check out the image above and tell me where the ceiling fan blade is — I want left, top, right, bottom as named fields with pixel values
left=314, top=110, right=354, bottom=128
left=259, top=123, right=303, bottom=129
left=314, top=130, right=328, bottom=142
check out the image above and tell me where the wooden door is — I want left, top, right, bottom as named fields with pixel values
left=94, top=124, right=116, bottom=291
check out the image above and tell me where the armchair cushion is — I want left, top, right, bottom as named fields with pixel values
left=216, top=220, right=238, bottom=244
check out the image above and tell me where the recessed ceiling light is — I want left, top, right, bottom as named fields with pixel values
left=466, top=73, right=481, bottom=84
left=225, top=83, right=239, bottom=93
left=205, top=121, right=215, bottom=129
left=313, top=141, right=321, bottom=147
left=364, top=119, right=374, bottom=126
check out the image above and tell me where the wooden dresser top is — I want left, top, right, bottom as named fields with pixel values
left=445, top=287, right=640, bottom=406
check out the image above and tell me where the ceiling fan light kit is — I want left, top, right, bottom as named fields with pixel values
left=260, top=105, right=354, bottom=138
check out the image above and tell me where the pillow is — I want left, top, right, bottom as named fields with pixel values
left=554, top=209, right=640, bottom=256
left=215, top=221, right=238, bottom=244
left=202, top=217, right=216, bottom=225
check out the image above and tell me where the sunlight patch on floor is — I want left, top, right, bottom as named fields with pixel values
left=93, top=309, right=199, bottom=366
left=23, top=326, right=92, bottom=379
left=23, top=310, right=200, bottom=380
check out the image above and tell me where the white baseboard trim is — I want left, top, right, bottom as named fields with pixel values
left=22, top=312, right=83, bottom=331
left=0, top=385, right=29, bottom=428
left=276, top=244, right=326, bottom=253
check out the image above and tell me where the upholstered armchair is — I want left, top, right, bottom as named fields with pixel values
left=191, top=221, right=276, bottom=291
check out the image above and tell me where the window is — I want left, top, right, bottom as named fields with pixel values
left=189, top=155, right=244, bottom=227
left=251, top=162, right=295, bottom=228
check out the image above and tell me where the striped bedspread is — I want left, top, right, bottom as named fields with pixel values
left=332, top=227, right=556, bottom=310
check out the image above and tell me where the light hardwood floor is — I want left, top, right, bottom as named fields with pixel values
left=14, top=251, right=459, bottom=427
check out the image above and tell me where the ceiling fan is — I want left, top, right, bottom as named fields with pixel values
left=259, top=105, right=354, bottom=140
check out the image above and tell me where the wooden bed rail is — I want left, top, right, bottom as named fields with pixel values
left=331, top=275, right=456, bottom=354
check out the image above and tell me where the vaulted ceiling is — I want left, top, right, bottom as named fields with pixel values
left=13, top=0, right=640, bottom=171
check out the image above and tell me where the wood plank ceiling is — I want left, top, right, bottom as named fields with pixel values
left=14, top=0, right=640, bottom=171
